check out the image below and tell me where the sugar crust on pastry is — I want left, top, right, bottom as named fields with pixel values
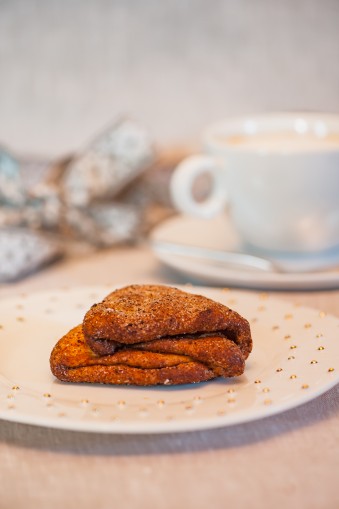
left=82, top=284, right=252, bottom=358
left=50, top=284, right=252, bottom=386
left=50, top=324, right=246, bottom=386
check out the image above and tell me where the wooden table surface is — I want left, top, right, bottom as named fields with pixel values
left=0, top=244, right=338, bottom=509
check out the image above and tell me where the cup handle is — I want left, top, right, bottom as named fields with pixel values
left=169, top=154, right=227, bottom=219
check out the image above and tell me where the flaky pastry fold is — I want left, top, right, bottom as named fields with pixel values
left=50, top=285, right=252, bottom=386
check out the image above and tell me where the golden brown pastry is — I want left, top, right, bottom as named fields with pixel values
left=50, top=325, right=246, bottom=385
left=50, top=284, right=252, bottom=386
left=83, top=284, right=252, bottom=358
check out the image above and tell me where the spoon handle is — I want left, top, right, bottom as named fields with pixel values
left=151, top=240, right=280, bottom=273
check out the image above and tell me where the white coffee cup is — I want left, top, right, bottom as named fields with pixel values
left=170, top=113, right=339, bottom=255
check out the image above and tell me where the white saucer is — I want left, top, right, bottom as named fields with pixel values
left=149, top=214, right=339, bottom=290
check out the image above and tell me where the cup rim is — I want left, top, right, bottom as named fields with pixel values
left=203, top=112, right=339, bottom=154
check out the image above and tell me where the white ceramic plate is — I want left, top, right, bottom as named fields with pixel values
left=150, top=214, right=339, bottom=290
left=0, top=285, right=338, bottom=433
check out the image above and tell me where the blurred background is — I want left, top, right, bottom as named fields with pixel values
left=1, top=0, right=339, bottom=158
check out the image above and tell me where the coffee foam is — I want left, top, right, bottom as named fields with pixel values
left=217, top=131, right=339, bottom=152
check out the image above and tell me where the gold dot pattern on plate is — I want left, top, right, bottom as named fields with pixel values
left=259, top=293, right=269, bottom=300
left=0, top=285, right=338, bottom=432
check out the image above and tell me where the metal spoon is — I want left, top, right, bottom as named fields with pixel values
left=151, top=240, right=283, bottom=272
